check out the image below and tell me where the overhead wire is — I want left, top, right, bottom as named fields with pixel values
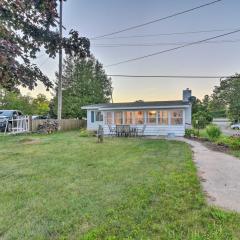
left=92, top=28, right=236, bottom=40
left=91, top=0, right=222, bottom=39
left=104, top=29, right=240, bottom=67
left=93, top=39, right=240, bottom=47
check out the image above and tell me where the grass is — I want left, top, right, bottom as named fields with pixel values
left=0, top=131, right=240, bottom=239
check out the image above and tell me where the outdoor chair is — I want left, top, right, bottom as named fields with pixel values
left=137, top=125, right=146, bottom=137
left=108, top=124, right=116, bottom=136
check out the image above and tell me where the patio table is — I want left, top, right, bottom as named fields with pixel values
left=116, top=125, right=138, bottom=137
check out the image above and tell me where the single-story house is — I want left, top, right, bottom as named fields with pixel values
left=81, top=89, right=192, bottom=137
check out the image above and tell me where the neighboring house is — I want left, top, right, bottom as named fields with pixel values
left=81, top=89, right=192, bottom=137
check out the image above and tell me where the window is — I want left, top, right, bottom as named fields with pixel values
left=158, top=111, right=168, bottom=125
left=147, top=111, right=157, bottom=124
left=91, top=111, right=94, bottom=123
left=105, top=112, right=112, bottom=124
left=124, top=112, right=133, bottom=124
left=114, top=112, right=123, bottom=125
left=96, top=111, right=103, bottom=121
left=171, top=110, right=183, bottom=125
left=134, top=111, right=144, bottom=124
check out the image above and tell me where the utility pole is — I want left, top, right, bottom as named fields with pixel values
left=57, top=0, right=63, bottom=127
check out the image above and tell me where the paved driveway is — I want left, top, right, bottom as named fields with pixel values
left=179, top=138, right=240, bottom=212
left=213, top=119, right=240, bottom=136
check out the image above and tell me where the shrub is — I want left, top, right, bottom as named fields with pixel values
left=185, top=129, right=194, bottom=137
left=79, top=129, right=95, bottom=137
left=185, top=128, right=199, bottom=138
left=206, top=124, right=221, bottom=141
left=221, top=136, right=240, bottom=150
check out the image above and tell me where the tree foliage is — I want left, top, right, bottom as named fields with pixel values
left=51, top=55, right=113, bottom=118
left=0, top=87, right=50, bottom=115
left=0, top=0, right=90, bottom=90
left=192, top=111, right=213, bottom=129
left=211, top=74, right=240, bottom=122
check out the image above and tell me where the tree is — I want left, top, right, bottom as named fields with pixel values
left=0, top=0, right=90, bottom=90
left=189, top=96, right=204, bottom=115
left=211, top=74, right=240, bottom=122
left=33, top=94, right=50, bottom=115
left=51, top=55, right=113, bottom=118
left=192, top=111, right=213, bottom=129
left=0, top=86, right=50, bottom=115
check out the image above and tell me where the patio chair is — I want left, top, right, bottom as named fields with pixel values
left=137, top=125, right=146, bottom=137
left=108, top=124, right=116, bottom=136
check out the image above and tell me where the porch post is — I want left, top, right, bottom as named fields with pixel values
left=183, top=109, right=185, bottom=127
left=122, top=111, right=125, bottom=124
left=112, top=112, right=115, bottom=125
left=144, top=111, right=147, bottom=124
left=168, top=111, right=171, bottom=125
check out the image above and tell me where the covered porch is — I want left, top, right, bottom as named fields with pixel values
left=98, top=109, right=186, bottom=137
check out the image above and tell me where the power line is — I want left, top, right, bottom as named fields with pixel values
left=105, top=29, right=240, bottom=67
left=107, top=75, right=238, bottom=79
left=93, top=39, right=240, bottom=47
left=92, top=28, right=236, bottom=40
left=91, top=0, right=222, bottom=39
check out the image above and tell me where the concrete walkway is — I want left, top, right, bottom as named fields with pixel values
left=179, top=138, right=240, bottom=213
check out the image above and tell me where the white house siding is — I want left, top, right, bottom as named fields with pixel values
left=103, top=124, right=185, bottom=136
left=86, top=106, right=191, bottom=137
left=86, top=110, right=103, bottom=130
left=185, top=106, right=192, bottom=127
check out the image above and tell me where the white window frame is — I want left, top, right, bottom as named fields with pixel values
left=147, top=111, right=157, bottom=124
left=134, top=111, right=145, bottom=125
left=105, top=112, right=113, bottom=125
left=114, top=112, right=123, bottom=125
left=170, top=109, right=184, bottom=125
left=158, top=110, right=168, bottom=125
left=95, top=111, right=103, bottom=122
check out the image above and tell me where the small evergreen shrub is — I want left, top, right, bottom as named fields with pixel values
left=206, top=124, right=221, bottom=141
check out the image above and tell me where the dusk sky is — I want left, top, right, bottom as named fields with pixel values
left=23, top=0, right=240, bottom=102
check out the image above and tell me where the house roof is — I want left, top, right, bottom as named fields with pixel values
left=81, top=100, right=191, bottom=110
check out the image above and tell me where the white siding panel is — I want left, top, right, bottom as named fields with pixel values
left=86, top=110, right=103, bottom=130
left=103, top=124, right=185, bottom=137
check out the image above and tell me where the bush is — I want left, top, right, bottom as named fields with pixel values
left=206, top=124, right=221, bottom=141
left=185, top=128, right=199, bottom=137
left=217, top=135, right=240, bottom=150
left=79, top=129, right=95, bottom=137
left=185, top=129, right=194, bottom=137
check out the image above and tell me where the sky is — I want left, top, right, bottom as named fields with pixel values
left=22, top=0, right=240, bottom=102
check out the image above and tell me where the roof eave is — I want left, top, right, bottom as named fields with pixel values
left=99, top=105, right=190, bottom=111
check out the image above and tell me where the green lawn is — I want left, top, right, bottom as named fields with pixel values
left=0, top=131, right=240, bottom=239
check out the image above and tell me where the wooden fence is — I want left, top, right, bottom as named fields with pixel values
left=31, top=119, right=86, bottom=132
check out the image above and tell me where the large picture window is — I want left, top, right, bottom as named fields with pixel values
left=134, top=111, right=144, bottom=124
left=124, top=112, right=133, bottom=124
left=158, top=111, right=168, bottom=125
left=147, top=111, right=157, bottom=124
left=114, top=112, right=123, bottom=125
left=105, top=112, right=112, bottom=124
left=171, top=110, right=183, bottom=125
